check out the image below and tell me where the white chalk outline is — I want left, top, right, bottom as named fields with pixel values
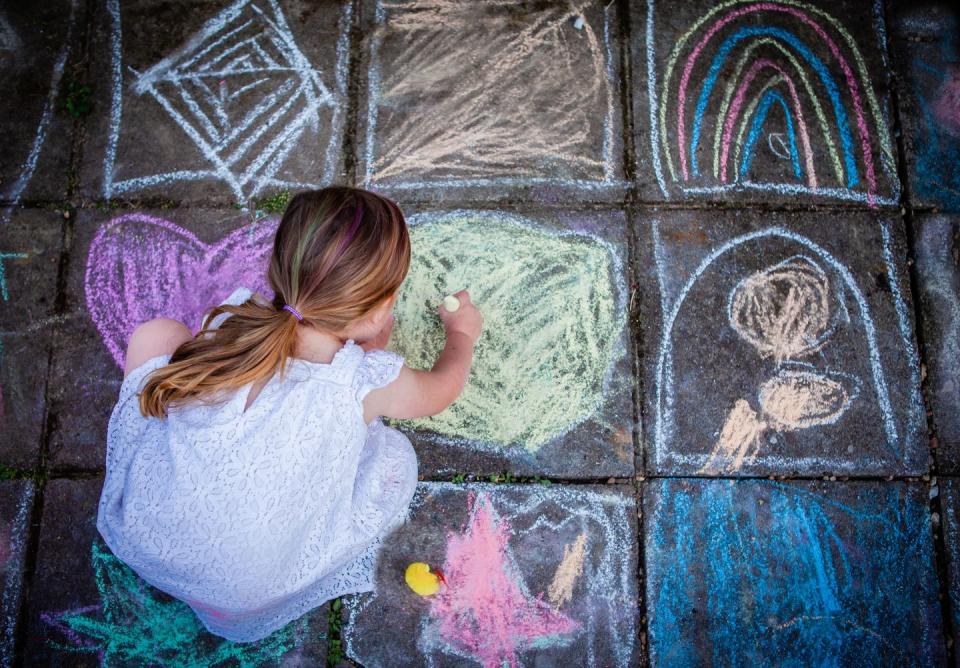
left=0, top=0, right=79, bottom=223
left=103, top=0, right=351, bottom=200
left=0, top=482, right=34, bottom=667
left=390, top=209, right=631, bottom=465
left=344, top=482, right=637, bottom=668
left=651, top=221, right=918, bottom=472
left=644, top=0, right=901, bottom=205
left=361, top=0, right=625, bottom=190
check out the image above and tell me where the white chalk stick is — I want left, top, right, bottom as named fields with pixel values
left=572, top=15, right=585, bottom=30
left=442, top=295, right=461, bottom=312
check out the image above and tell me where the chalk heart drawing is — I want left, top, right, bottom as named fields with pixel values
left=366, top=0, right=617, bottom=186
left=85, top=213, right=277, bottom=367
left=647, top=0, right=898, bottom=206
left=105, top=0, right=348, bottom=199
left=388, top=211, right=626, bottom=451
left=424, top=492, right=580, bottom=667
left=40, top=537, right=313, bottom=663
left=703, top=256, right=859, bottom=472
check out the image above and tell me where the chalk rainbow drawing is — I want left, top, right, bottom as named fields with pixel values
left=103, top=0, right=350, bottom=200
left=363, top=0, right=621, bottom=190
left=0, top=483, right=34, bottom=668
left=388, top=210, right=628, bottom=452
left=646, top=0, right=899, bottom=206
left=651, top=220, right=924, bottom=473
left=647, top=480, right=943, bottom=664
left=39, top=536, right=318, bottom=664
left=0, top=0, right=79, bottom=225
left=84, top=213, right=277, bottom=367
left=344, top=483, right=637, bottom=668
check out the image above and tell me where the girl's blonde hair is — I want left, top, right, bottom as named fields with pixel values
left=138, top=186, right=411, bottom=418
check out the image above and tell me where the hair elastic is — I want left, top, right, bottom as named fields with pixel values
left=282, top=304, right=304, bottom=321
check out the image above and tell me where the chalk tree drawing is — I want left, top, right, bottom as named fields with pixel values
left=646, top=0, right=899, bottom=206
left=0, top=0, right=79, bottom=224
left=103, top=0, right=349, bottom=200
left=703, top=256, right=860, bottom=472
left=364, top=0, right=620, bottom=189
left=84, top=213, right=278, bottom=367
left=651, top=221, right=923, bottom=474
left=388, top=210, right=628, bottom=452
left=39, top=537, right=317, bottom=664
left=647, top=480, right=944, bottom=665
left=344, top=483, right=637, bottom=668
left=910, top=29, right=960, bottom=210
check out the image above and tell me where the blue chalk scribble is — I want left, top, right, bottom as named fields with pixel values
left=646, top=480, right=945, bottom=666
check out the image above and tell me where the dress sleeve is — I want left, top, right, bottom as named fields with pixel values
left=352, top=349, right=405, bottom=401
left=199, top=286, right=255, bottom=331
left=117, top=354, right=171, bottom=406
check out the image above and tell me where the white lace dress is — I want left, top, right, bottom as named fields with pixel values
left=96, top=288, right=418, bottom=643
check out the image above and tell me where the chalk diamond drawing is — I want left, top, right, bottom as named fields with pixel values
left=103, top=0, right=350, bottom=200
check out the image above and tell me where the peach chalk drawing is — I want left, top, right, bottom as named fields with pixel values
left=702, top=256, right=860, bottom=472
left=364, top=0, right=621, bottom=189
left=426, top=492, right=580, bottom=667
left=547, top=532, right=589, bottom=608
left=388, top=210, right=626, bottom=452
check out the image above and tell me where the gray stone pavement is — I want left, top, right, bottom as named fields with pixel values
left=0, top=0, right=957, bottom=666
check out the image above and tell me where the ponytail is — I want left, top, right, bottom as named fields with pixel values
left=138, top=298, right=300, bottom=418
left=136, top=185, right=410, bottom=419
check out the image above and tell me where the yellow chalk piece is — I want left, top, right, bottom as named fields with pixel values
left=405, top=562, right=441, bottom=596
left=442, top=295, right=461, bottom=312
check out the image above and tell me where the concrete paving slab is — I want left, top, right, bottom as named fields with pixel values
left=0, top=210, right=65, bottom=469
left=78, top=0, right=351, bottom=206
left=0, top=0, right=85, bottom=209
left=635, top=209, right=927, bottom=476
left=385, top=207, right=635, bottom=478
left=914, top=214, right=960, bottom=472
left=941, top=477, right=960, bottom=662
left=356, top=0, right=627, bottom=205
left=342, top=482, right=639, bottom=668
left=0, top=480, right=36, bottom=666
left=631, top=0, right=901, bottom=208
left=645, top=478, right=945, bottom=666
left=891, top=2, right=960, bottom=212
left=45, top=207, right=275, bottom=470
left=23, top=477, right=327, bottom=665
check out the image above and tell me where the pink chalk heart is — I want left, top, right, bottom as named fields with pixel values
left=84, top=213, right=280, bottom=368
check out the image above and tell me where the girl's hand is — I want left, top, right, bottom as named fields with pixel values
left=438, top=290, right=483, bottom=344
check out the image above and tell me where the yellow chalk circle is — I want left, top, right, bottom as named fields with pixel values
left=405, top=562, right=441, bottom=596
left=389, top=211, right=625, bottom=451
left=442, top=294, right=461, bottom=312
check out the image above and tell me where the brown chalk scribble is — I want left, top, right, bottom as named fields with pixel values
left=370, top=0, right=612, bottom=182
left=547, top=532, right=588, bottom=609
left=728, top=256, right=832, bottom=363
left=759, top=370, right=851, bottom=431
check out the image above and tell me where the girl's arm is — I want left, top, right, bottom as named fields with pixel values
left=124, top=318, right=192, bottom=379
left=362, top=290, right=482, bottom=423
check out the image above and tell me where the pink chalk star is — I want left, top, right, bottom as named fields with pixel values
left=429, top=492, right=580, bottom=667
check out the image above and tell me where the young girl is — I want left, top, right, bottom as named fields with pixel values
left=95, top=186, right=483, bottom=643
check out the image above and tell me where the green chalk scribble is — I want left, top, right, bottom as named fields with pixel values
left=41, top=538, right=320, bottom=666
left=389, top=211, right=625, bottom=451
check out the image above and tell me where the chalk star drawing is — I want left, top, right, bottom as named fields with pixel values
left=39, top=537, right=316, bottom=665
left=645, top=0, right=899, bottom=207
left=425, top=492, right=580, bottom=667
left=104, top=0, right=349, bottom=200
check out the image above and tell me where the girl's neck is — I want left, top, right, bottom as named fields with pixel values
left=293, top=326, right=350, bottom=364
